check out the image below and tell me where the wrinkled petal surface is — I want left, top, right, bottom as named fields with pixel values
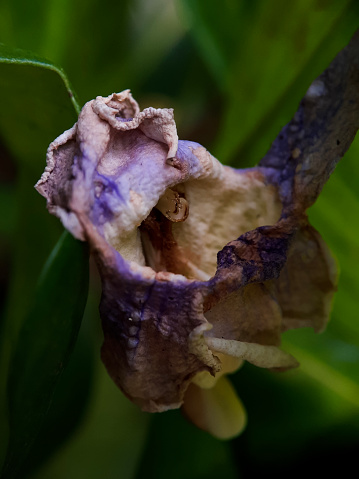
left=36, top=32, right=359, bottom=417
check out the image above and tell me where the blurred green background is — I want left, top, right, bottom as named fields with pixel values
left=0, top=1, right=359, bottom=478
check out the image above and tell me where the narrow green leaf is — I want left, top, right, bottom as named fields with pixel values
left=17, top=325, right=95, bottom=478
left=0, top=186, right=17, bottom=236
left=180, top=0, right=359, bottom=164
left=0, top=44, right=79, bottom=178
left=32, top=363, right=150, bottom=479
left=137, top=410, right=238, bottom=479
left=0, top=43, right=80, bottom=114
left=0, top=46, right=90, bottom=476
left=0, top=45, right=81, bottom=408
left=0, top=0, right=186, bottom=103
left=283, top=339, right=359, bottom=409
left=1, top=232, right=89, bottom=479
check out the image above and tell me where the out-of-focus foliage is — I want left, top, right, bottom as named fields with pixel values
left=0, top=46, right=90, bottom=478
left=2, top=232, right=89, bottom=478
left=0, top=0, right=359, bottom=478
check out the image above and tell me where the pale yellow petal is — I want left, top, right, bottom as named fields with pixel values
left=182, top=376, right=247, bottom=440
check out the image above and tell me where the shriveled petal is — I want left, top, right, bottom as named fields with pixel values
left=204, top=282, right=283, bottom=346
left=99, top=272, right=220, bottom=412
left=205, top=31, right=359, bottom=337
left=182, top=376, right=247, bottom=440
left=35, top=32, right=359, bottom=420
left=276, top=224, right=338, bottom=333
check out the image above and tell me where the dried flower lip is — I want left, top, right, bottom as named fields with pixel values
left=35, top=31, right=359, bottom=421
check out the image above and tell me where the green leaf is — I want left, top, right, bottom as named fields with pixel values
left=1, top=232, right=89, bottom=479
left=283, top=334, right=359, bottom=409
left=17, top=324, right=95, bottom=478
left=0, top=43, right=80, bottom=110
left=309, top=137, right=359, bottom=337
left=0, top=44, right=81, bottom=327
left=31, top=361, right=150, bottom=479
left=0, top=46, right=90, bottom=476
left=180, top=0, right=359, bottom=165
left=0, top=43, right=80, bottom=170
left=136, top=410, right=238, bottom=479
left=0, top=43, right=80, bottom=352
left=0, top=0, right=186, bottom=104
left=0, top=186, right=17, bottom=237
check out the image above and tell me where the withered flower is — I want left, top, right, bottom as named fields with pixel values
left=36, top=32, right=359, bottom=439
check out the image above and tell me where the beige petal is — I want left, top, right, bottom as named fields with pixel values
left=182, top=376, right=247, bottom=440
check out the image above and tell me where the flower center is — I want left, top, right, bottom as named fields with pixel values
left=139, top=188, right=209, bottom=280
left=155, top=188, right=189, bottom=222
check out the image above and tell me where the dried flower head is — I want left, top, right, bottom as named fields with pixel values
left=36, top=32, right=359, bottom=438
